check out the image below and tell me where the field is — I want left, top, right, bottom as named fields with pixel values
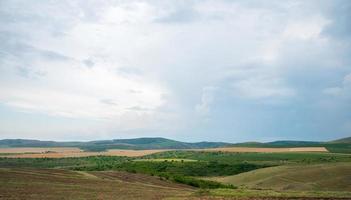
left=1, top=150, right=351, bottom=199
left=0, top=146, right=328, bottom=158
left=0, top=147, right=81, bottom=154
left=205, top=162, right=351, bottom=191
left=198, top=147, right=328, bottom=153
left=0, top=168, right=194, bottom=200
left=2, top=168, right=351, bottom=200
left=1, top=146, right=351, bottom=199
left=0, top=148, right=169, bottom=158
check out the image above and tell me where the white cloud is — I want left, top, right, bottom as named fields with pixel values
left=195, top=86, right=218, bottom=115
left=283, top=15, right=330, bottom=40
left=0, top=57, right=167, bottom=125
left=0, top=0, right=350, bottom=140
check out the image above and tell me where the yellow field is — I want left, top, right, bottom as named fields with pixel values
left=0, top=147, right=81, bottom=154
left=197, top=147, right=328, bottom=153
left=0, top=146, right=328, bottom=158
left=0, top=148, right=169, bottom=158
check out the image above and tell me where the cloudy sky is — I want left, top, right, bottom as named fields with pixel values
left=0, top=0, right=350, bottom=142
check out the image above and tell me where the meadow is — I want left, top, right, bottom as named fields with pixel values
left=1, top=148, right=351, bottom=199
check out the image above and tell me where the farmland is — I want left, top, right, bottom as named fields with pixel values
left=1, top=149, right=351, bottom=199
left=0, top=146, right=328, bottom=158
left=0, top=148, right=169, bottom=158
left=0, top=137, right=351, bottom=199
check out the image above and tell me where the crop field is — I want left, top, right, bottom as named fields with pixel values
left=0, top=146, right=328, bottom=158
left=1, top=149, right=351, bottom=199
left=0, top=148, right=169, bottom=158
left=0, top=147, right=82, bottom=154
left=198, top=147, right=328, bottom=153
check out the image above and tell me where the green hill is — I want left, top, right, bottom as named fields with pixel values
left=209, top=162, right=351, bottom=192
left=1, top=136, right=350, bottom=153
left=0, top=138, right=230, bottom=151
left=330, top=137, right=351, bottom=144
left=230, top=137, right=351, bottom=154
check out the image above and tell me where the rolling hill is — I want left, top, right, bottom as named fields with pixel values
left=0, top=137, right=230, bottom=151
left=330, top=137, right=351, bottom=144
left=207, top=162, right=351, bottom=192
left=0, top=136, right=350, bottom=152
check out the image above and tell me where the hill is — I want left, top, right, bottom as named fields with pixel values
left=208, top=162, right=351, bottom=192
left=1, top=136, right=350, bottom=153
left=230, top=137, right=351, bottom=154
left=330, top=137, right=351, bottom=144
left=0, top=137, right=230, bottom=151
left=0, top=168, right=194, bottom=199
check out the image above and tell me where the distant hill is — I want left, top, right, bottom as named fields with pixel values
left=330, top=137, right=351, bottom=144
left=229, top=137, right=351, bottom=154
left=0, top=137, right=230, bottom=151
left=0, top=136, right=350, bottom=153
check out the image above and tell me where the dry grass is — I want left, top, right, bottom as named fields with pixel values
left=0, top=147, right=328, bottom=158
left=0, top=168, right=194, bottom=200
left=197, top=147, right=328, bottom=153
left=0, top=147, right=81, bottom=154
left=0, top=148, right=170, bottom=158
left=206, top=162, right=351, bottom=192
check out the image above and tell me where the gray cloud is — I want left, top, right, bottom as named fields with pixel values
left=0, top=0, right=350, bottom=141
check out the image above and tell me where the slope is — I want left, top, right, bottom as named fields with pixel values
left=209, top=162, right=351, bottom=191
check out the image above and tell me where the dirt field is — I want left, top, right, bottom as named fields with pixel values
left=0, top=168, right=194, bottom=200
left=0, top=147, right=82, bottom=154
left=0, top=147, right=328, bottom=158
left=198, top=147, right=328, bottom=153
left=0, top=148, right=170, bottom=158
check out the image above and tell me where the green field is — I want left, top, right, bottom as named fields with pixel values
left=133, top=158, right=198, bottom=162
left=205, top=162, right=351, bottom=191
left=1, top=150, right=351, bottom=199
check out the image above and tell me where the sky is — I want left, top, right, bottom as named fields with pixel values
left=0, top=0, right=350, bottom=142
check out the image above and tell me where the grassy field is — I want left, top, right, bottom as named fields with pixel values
left=1, top=168, right=351, bottom=199
left=0, top=148, right=169, bottom=158
left=205, top=162, right=351, bottom=191
left=143, top=150, right=351, bottom=165
left=133, top=158, right=198, bottom=162
left=1, top=150, right=351, bottom=199
left=0, top=168, right=194, bottom=200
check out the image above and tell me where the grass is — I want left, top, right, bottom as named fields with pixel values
left=0, top=168, right=194, bottom=200
left=0, top=156, right=130, bottom=169
left=2, top=168, right=350, bottom=199
left=1, top=150, right=351, bottom=199
left=206, top=188, right=351, bottom=198
left=143, top=150, right=351, bottom=165
left=206, top=162, right=351, bottom=192
left=133, top=158, right=197, bottom=162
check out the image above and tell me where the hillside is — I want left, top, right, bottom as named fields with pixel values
left=330, top=137, right=351, bottom=144
left=0, top=138, right=230, bottom=151
left=0, top=168, right=194, bottom=199
left=230, top=137, right=351, bottom=154
left=1, top=136, right=350, bottom=153
left=208, top=163, right=351, bottom=191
